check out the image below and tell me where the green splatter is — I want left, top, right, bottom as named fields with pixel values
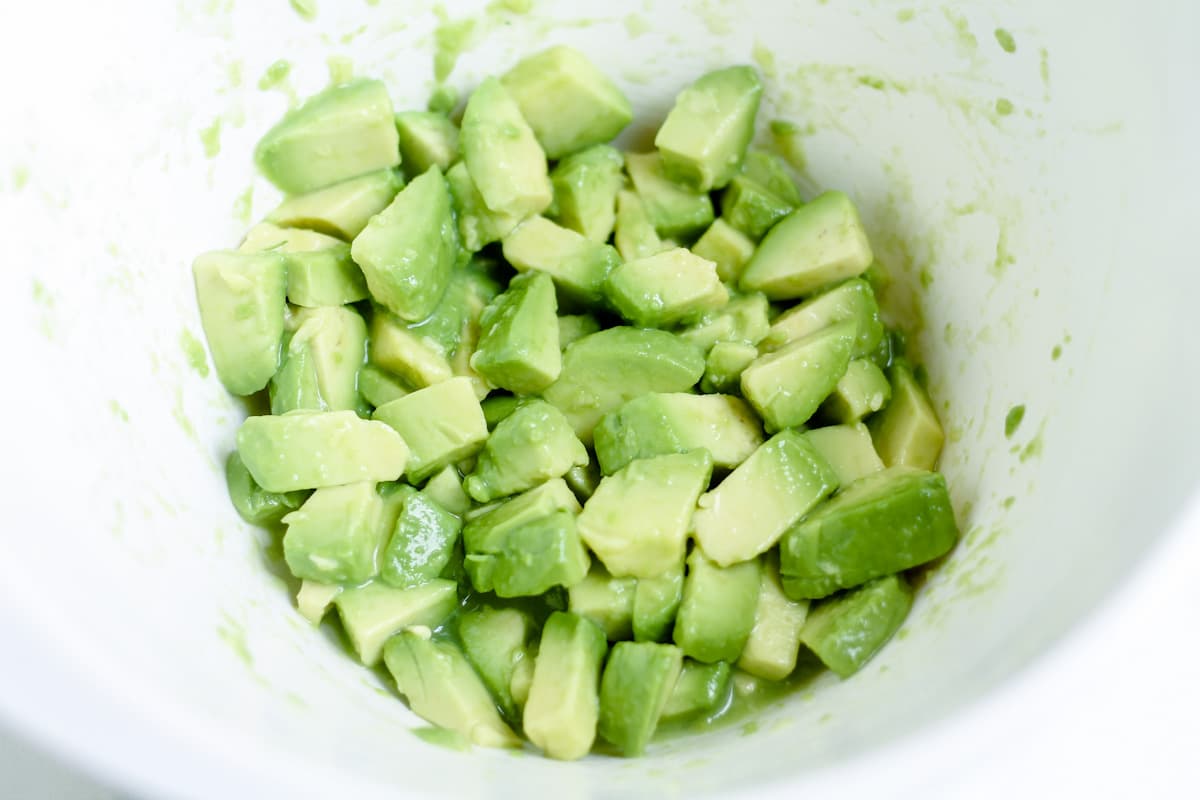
left=1019, top=419, right=1046, bottom=463
left=173, top=387, right=197, bottom=440
left=740, top=720, right=759, bottom=736
left=32, top=278, right=53, bottom=306
left=918, top=267, right=933, bottom=288
left=289, top=0, right=318, bottom=21
left=751, top=42, right=778, bottom=82
left=896, top=8, right=915, bottom=22
left=340, top=24, right=368, bottom=44
left=218, top=612, right=254, bottom=667
left=1039, top=47, right=1051, bottom=91
left=995, top=97, right=1014, bottom=116
left=695, top=0, right=732, bottom=35
left=258, top=59, right=292, bottom=90
left=624, top=13, right=650, bottom=37
left=991, top=225, right=1014, bottom=277
left=109, top=399, right=130, bottom=423
left=413, top=726, right=471, bottom=750
left=487, top=0, right=532, bottom=12
left=427, top=85, right=459, bottom=115
left=180, top=329, right=210, bottom=377
left=1051, top=344, right=1062, bottom=361
left=1002, top=496, right=1016, bottom=510
left=1004, top=404, right=1025, bottom=438
left=232, top=185, right=254, bottom=224
left=433, top=12, right=477, bottom=83
left=994, top=28, right=1017, bottom=53
left=327, top=55, right=354, bottom=86
left=200, top=118, right=222, bottom=159
left=226, top=60, right=243, bottom=88
left=942, top=9, right=978, bottom=58
left=768, top=119, right=811, bottom=173
left=11, top=165, right=29, bottom=191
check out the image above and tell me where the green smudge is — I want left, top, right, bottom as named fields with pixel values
left=1002, top=496, right=1016, bottom=510
left=1039, top=47, right=1051, bottom=92
left=624, top=13, right=650, bottom=38
left=1051, top=344, right=1062, bottom=361
left=258, top=59, right=292, bottom=90
left=433, top=12, right=477, bottom=83
left=487, top=0, right=532, bottom=12
left=200, top=119, right=222, bottom=159
left=942, top=9, right=978, bottom=58
left=218, top=612, right=254, bottom=667
left=768, top=118, right=811, bottom=173
left=858, top=75, right=889, bottom=91
left=1019, top=419, right=1047, bottom=463
left=31, top=278, right=53, bottom=307
left=918, top=267, right=933, bottom=288
left=180, top=329, right=210, bottom=377
left=995, top=97, right=1014, bottom=116
left=227, top=60, right=243, bottom=88
left=740, top=720, right=759, bottom=736
left=896, top=8, right=914, bottom=22
left=1004, top=404, right=1025, bottom=438
left=427, top=85, right=458, bottom=115
left=994, top=28, right=1017, bottom=53
left=289, top=0, right=318, bottom=21
left=232, top=186, right=254, bottom=224
left=991, top=225, right=1014, bottom=277
left=695, top=0, right=732, bottom=36
left=752, top=42, right=778, bottom=82
left=11, top=165, right=29, bottom=191
left=173, top=387, right=197, bottom=440
left=109, top=399, right=130, bottom=423
left=327, top=55, right=354, bottom=86
left=413, top=726, right=471, bottom=750
left=340, top=24, right=368, bottom=44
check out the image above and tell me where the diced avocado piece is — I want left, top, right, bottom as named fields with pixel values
left=271, top=306, right=367, bottom=414
left=296, top=580, right=342, bottom=625
left=445, top=161, right=524, bottom=254
left=480, top=395, right=524, bottom=430
left=557, top=314, right=601, bottom=349
left=465, top=400, right=589, bottom=503
left=500, top=46, right=633, bottom=159
left=373, top=377, right=488, bottom=484
left=760, top=278, right=884, bottom=359
left=394, top=111, right=459, bottom=176
left=737, top=559, right=809, bottom=681
left=679, top=292, right=771, bottom=353
left=691, top=218, right=757, bottom=283
left=460, top=77, right=552, bottom=218
left=358, top=364, right=409, bottom=409
left=410, top=259, right=502, bottom=384
left=255, top=79, right=400, bottom=195
left=368, top=311, right=454, bottom=389
left=237, top=410, right=409, bottom=492
left=740, top=191, right=874, bottom=299
left=457, top=605, right=536, bottom=720
left=661, top=659, right=732, bottom=720
left=270, top=326, right=322, bottom=415
left=192, top=250, right=287, bottom=396
left=240, top=221, right=344, bottom=253
left=470, top=271, right=561, bottom=394
left=564, top=462, right=601, bottom=503
left=624, top=152, right=715, bottom=239
left=224, top=450, right=307, bottom=526
left=701, top=341, right=759, bottom=394
left=338, top=580, right=458, bottom=666
left=422, top=466, right=471, bottom=516
left=593, top=392, right=763, bottom=475
left=869, top=363, right=945, bottom=471
left=501, top=216, right=620, bottom=308
left=522, top=611, right=608, bottom=761
left=568, top=560, right=637, bottom=640
left=721, top=175, right=795, bottom=240
left=598, top=641, right=683, bottom=756
left=606, top=247, right=729, bottom=328
left=692, top=429, right=839, bottom=566
left=551, top=144, right=625, bottom=242
left=289, top=247, right=371, bottom=307
left=379, top=487, right=462, bottom=588
left=655, top=66, right=762, bottom=192
left=267, top=168, right=405, bottom=240
left=281, top=481, right=387, bottom=584
left=741, top=319, right=856, bottom=432
left=543, top=327, right=706, bottom=445
left=804, top=423, right=885, bottom=485
left=799, top=574, right=912, bottom=678
left=351, top=166, right=459, bottom=322
left=780, top=467, right=958, bottom=599
left=673, top=550, right=760, bottom=663
left=822, top=358, right=892, bottom=423
left=578, top=450, right=712, bottom=579
left=741, top=150, right=803, bottom=207
left=510, top=654, right=534, bottom=710
left=614, top=189, right=667, bottom=262
left=632, top=566, right=684, bottom=643
left=383, top=629, right=521, bottom=747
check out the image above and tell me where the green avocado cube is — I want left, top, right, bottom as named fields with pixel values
left=501, top=216, right=621, bottom=308
left=192, top=250, right=287, bottom=396
left=606, top=247, right=729, bottom=328
left=471, top=271, right=561, bottom=394
left=238, top=223, right=370, bottom=308
left=373, top=377, right=488, bottom=484
left=270, top=306, right=367, bottom=414
left=564, top=461, right=602, bottom=503
left=661, top=659, right=731, bottom=720
left=624, top=152, right=715, bottom=239
left=598, top=641, right=684, bottom=756
left=692, top=429, right=839, bottom=566
left=632, top=566, right=684, bottom=643
left=737, top=559, right=810, bottom=681
left=655, top=66, right=763, bottom=192
left=457, top=605, right=536, bottom=721
left=804, top=423, right=885, bottom=485
left=379, top=487, right=462, bottom=588
left=296, top=580, right=342, bottom=625
left=357, top=364, right=409, bottom=409
left=741, top=150, right=803, bottom=206
left=465, top=400, right=589, bottom=503
left=568, top=560, right=637, bottom=640
left=741, top=319, right=857, bottom=431
left=239, top=221, right=342, bottom=253
left=557, top=314, right=601, bottom=349
left=780, top=467, right=959, bottom=599
left=338, top=580, right=458, bottom=666
left=394, top=111, right=459, bottom=177
left=480, top=395, right=525, bottom=430
left=869, top=364, right=945, bottom=471
left=701, top=341, right=759, bottom=394
left=445, top=161, right=524, bottom=254
left=721, top=175, right=796, bottom=240
left=281, top=481, right=387, bottom=584
left=422, top=466, right=471, bottom=516
left=673, top=550, right=760, bottom=664
left=255, top=79, right=400, bottom=195
left=799, top=574, right=912, bottom=678
left=522, top=611, right=609, bottom=760
left=613, top=189, right=668, bottom=262
left=760, top=278, right=884, bottom=359
left=368, top=311, right=454, bottom=389
left=679, top=292, right=771, bottom=353
left=740, top=191, right=874, bottom=300
left=414, top=261, right=503, bottom=395
left=266, top=168, right=405, bottom=240
left=551, top=144, right=625, bottom=242
left=500, top=46, right=633, bottom=159
left=224, top=451, right=307, bottom=526
left=691, top=218, right=757, bottom=283
left=461, top=77, right=553, bottom=219
left=822, top=358, right=892, bottom=423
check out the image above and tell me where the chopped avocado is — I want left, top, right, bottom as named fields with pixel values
left=661, top=659, right=732, bottom=720
left=692, top=429, right=839, bottom=566
left=804, top=423, right=885, bottom=485
left=760, top=278, right=884, bottom=359
left=192, top=250, right=287, bottom=396
left=358, top=364, right=409, bottom=409
left=457, top=605, right=536, bottom=720
left=255, top=79, right=400, bottom=194
left=281, top=481, right=386, bottom=584
left=632, top=566, right=684, bottom=643
left=465, top=400, right=589, bottom=503
left=350, top=166, right=459, bottom=322
left=598, top=641, right=683, bottom=756
left=740, top=150, right=803, bottom=207
left=373, top=377, right=489, bottom=484
left=720, top=175, right=795, bottom=241
left=224, top=450, right=307, bottom=526
left=821, top=358, right=892, bottom=423
left=593, top=392, right=763, bottom=474
left=869, top=363, right=945, bottom=471
left=673, top=550, right=760, bottom=664
left=471, top=271, right=561, bottom=394
left=337, top=580, right=458, bottom=666
left=266, top=168, right=405, bottom=240
left=679, top=292, right=771, bottom=352
left=379, top=487, right=462, bottom=587
left=500, top=46, right=632, bottom=159
left=501, top=216, right=620, bottom=308
left=614, top=189, right=667, bottom=262
left=286, top=247, right=371, bottom=308
left=480, top=394, right=524, bottom=430
left=445, top=161, right=525, bottom=253
left=410, top=259, right=502, bottom=365
left=394, top=111, right=459, bottom=176
left=522, top=611, right=608, bottom=761
left=237, top=410, right=409, bottom=492
left=270, top=306, right=367, bottom=414
left=737, top=559, right=809, bottom=681
left=691, top=218, right=757, bottom=283
left=740, top=191, right=874, bottom=300
left=701, top=341, right=759, bottom=394
left=568, top=561, right=637, bottom=640
left=605, top=247, right=729, bottom=328
left=460, top=77, right=552, bottom=219
left=799, top=574, right=913, bottom=678
left=655, top=66, right=762, bottom=192
left=368, top=310, right=454, bottom=389
left=550, top=144, right=625, bottom=242
left=543, top=327, right=706, bottom=445
left=239, top=221, right=344, bottom=253
left=741, top=319, right=856, bottom=431
left=577, top=450, right=712, bottom=578
left=624, top=152, right=715, bottom=240
left=564, top=461, right=602, bottom=503
left=383, top=629, right=522, bottom=747
left=296, top=580, right=341, bottom=625
left=422, top=466, right=471, bottom=516
left=557, top=314, right=601, bottom=349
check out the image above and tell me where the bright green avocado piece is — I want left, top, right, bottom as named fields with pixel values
left=661, top=659, right=731, bottom=720
left=624, top=152, right=715, bottom=240
left=501, top=216, right=621, bottom=308
left=266, top=168, right=405, bottom=240
left=632, top=566, right=684, bottom=643
left=296, top=580, right=342, bottom=625
left=557, top=314, right=601, bottom=349
left=741, top=319, right=857, bottom=432
left=338, top=580, right=459, bottom=667
left=224, top=451, right=307, bottom=526
left=691, top=218, right=757, bottom=283
left=760, top=278, right=885, bottom=359
left=373, top=377, right=489, bottom=484
left=679, top=292, right=771, bottom=353
left=701, top=341, right=759, bottom=394
left=522, top=611, right=608, bottom=761
left=368, top=310, right=454, bottom=390
left=457, top=605, right=536, bottom=721
left=379, top=486, right=462, bottom=588
left=237, top=222, right=370, bottom=309
left=567, top=560, right=636, bottom=640
left=804, top=423, right=885, bottom=485
left=721, top=175, right=795, bottom=240
left=422, top=466, right=472, bottom=516
left=464, top=399, right=589, bottom=503
left=445, top=161, right=525, bottom=254
left=613, top=189, right=668, bottom=262
left=740, top=150, right=803, bottom=207
left=470, top=271, right=561, bottom=395
left=821, top=358, right=892, bottom=423
left=460, top=77, right=553, bottom=219
left=598, top=641, right=683, bottom=757
left=605, top=247, right=729, bottom=328
left=550, top=144, right=625, bottom=242
left=281, top=481, right=387, bottom=584
left=394, top=111, right=459, bottom=177
left=737, top=558, right=810, bottom=681
left=357, top=364, right=409, bottom=409
left=869, top=363, right=945, bottom=471
left=672, top=549, right=760, bottom=664
left=799, top=574, right=913, bottom=678
left=270, top=306, right=367, bottom=414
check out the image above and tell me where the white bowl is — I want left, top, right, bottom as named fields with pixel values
left=2, top=0, right=1198, bottom=797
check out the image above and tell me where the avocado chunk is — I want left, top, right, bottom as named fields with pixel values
left=721, top=175, right=795, bottom=240
left=550, top=144, right=625, bottom=242
left=564, top=461, right=602, bottom=503
left=522, top=611, right=608, bottom=761
left=237, top=410, right=409, bottom=492
left=394, top=111, right=459, bottom=176
left=270, top=306, right=367, bottom=414
left=296, top=580, right=342, bottom=625
left=655, top=66, right=762, bottom=192
left=679, top=292, right=771, bottom=353
left=240, top=221, right=345, bottom=253
left=740, top=191, right=874, bottom=300
left=460, top=77, right=553, bottom=219
left=661, top=659, right=732, bottom=720
left=373, top=377, right=489, bottom=484
left=238, top=224, right=371, bottom=309
left=804, top=423, right=885, bottom=485
left=593, top=392, right=763, bottom=475
left=192, top=250, right=287, bottom=396
left=701, top=341, right=759, bottom=394
left=445, top=161, right=525, bottom=254
left=500, top=46, right=633, bottom=159
left=379, top=486, right=462, bottom=588
left=568, top=560, right=636, bottom=640
left=501, top=216, right=621, bottom=308
left=760, top=278, right=884, bottom=359
left=465, top=400, right=589, bottom=503
left=266, top=168, right=405, bottom=240
left=281, top=481, right=387, bottom=584
left=543, top=327, right=706, bottom=445
left=383, top=628, right=522, bottom=747
left=737, top=559, right=810, bottom=681
left=692, top=429, right=839, bottom=566
left=821, top=358, right=892, bottom=423
left=457, top=605, right=536, bottom=720
left=606, top=247, right=729, bottom=328
left=868, top=363, right=945, bottom=471
left=673, top=550, right=760, bottom=664
left=224, top=450, right=307, bottom=526
left=351, top=166, right=459, bottom=322
left=255, top=79, right=400, bottom=195
left=557, top=314, right=601, bottom=349
left=480, top=395, right=524, bottom=430
left=799, top=574, right=913, bottom=678
left=598, top=641, right=684, bottom=756
left=368, top=311, right=454, bottom=389
left=780, top=466, right=958, bottom=598
left=740, top=150, right=803, bottom=207
left=410, top=260, right=503, bottom=399
left=741, top=319, right=856, bottom=432
left=632, top=566, right=684, bottom=643
left=691, top=218, right=757, bottom=283
left=358, top=364, right=409, bottom=409
left=613, top=189, right=668, bottom=261
left=624, top=152, right=715, bottom=240
left=337, top=580, right=458, bottom=666
left=471, top=271, right=561, bottom=394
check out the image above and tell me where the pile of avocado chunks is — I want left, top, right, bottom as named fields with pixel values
left=195, top=45, right=959, bottom=760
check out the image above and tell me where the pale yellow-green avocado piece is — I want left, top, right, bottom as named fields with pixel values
left=336, top=580, right=459, bottom=666
left=737, top=559, right=810, bottom=681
